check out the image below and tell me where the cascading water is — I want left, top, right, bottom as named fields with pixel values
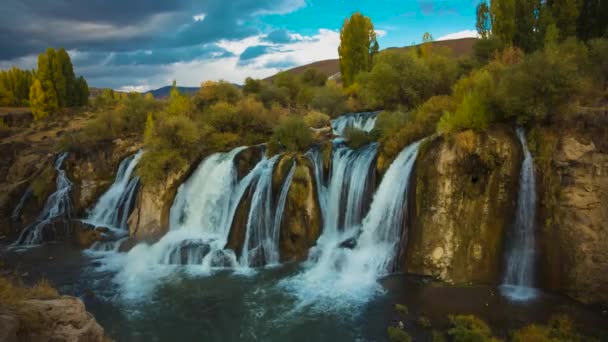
left=501, top=128, right=538, bottom=301
left=282, top=140, right=422, bottom=308
left=13, top=152, right=72, bottom=246
left=11, top=187, right=32, bottom=221
left=312, top=142, right=378, bottom=242
left=240, top=158, right=295, bottom=267
left=331, top=111, right=378, bottom=136
left=86, top=151, right=143, bottom=252
left=86, top=150, right=143, bottom=230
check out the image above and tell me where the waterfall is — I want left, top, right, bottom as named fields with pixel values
left=331, top=112, right=379, bottom=136
left=119, top=147, right=293, bottom=274
left=85, top=150, right=143, bottom=230
left=312, top=142, right=378, bottom=240
left=13, top=152, right=72, bottom=246
left=240, top=158, right=294, bottom=267
left=282, top=140, right=421, bottom=307
left=11, top=187, right=32, bottom=221
left=501, top=128, right=538, bottom=301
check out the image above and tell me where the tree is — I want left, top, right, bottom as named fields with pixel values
left=491, top=0, right=516, bottom=45
left=513, top=0, right=538, bottom=51
left=75, top=76, right=89, bottom=106
left=167, top=81, right=191, bottom=116
left=36, top=49, right=59, bottom=113
left=550, top=0, right=579, bottom=39
left=57, top=49, right=77, bottom=106
left=29, top=79, right=51, bottom=120
left=476, top=1, right=492, bottom=39
left=338, top=12, right=379, bottom=86
left=419, top=32, right=434, bottom=58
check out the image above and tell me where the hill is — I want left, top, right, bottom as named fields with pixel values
left=145, top=86, right=200, bottom=99
left=265, top=37, right=476, bottom=81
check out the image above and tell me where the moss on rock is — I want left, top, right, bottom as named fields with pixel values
left=278, top=155, right=322, bottom=261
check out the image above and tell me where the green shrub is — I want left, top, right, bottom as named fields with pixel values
left=311, top=80, right=346, bottom=117
left=394, top=303, right=409, bottom=315
left=387, top=326, right=412, bottom=342
left=447, top=315, right=499, bottom=342
left=271, top=116, right=313, bottom=152
left=437, top=91, right=493, bottom=134
left=304, top=110, right=331, bottom=128
left=344, top=127, right=373, bottom=149
left=418, top=316, right=432, bottom=328
left=197, top=80, right=241, bottom=106
left=377, top=96, right=452, bottom=173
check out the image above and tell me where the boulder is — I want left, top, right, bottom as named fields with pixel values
left=19, top=296, right=104, bottom=342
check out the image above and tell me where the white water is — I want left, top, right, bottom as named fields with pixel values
left=331, top=112, right=378, bottom=136
left=14, top=152, right=72, bottom=246
left=501, top=128, right=538, bottom=301
left=241, top=158, right=294, bottom=267
left=281, top=140, right=422, bottom=309
left=11, top=187, right=32, bottom=221
left=85, top=150, right=143, bottom=231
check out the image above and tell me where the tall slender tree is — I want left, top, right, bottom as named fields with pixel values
left=476, top=1, right=492, bottom=39
left=338, top=12, right=379, bottom=86
left=491, top=0, right=516, bottom=45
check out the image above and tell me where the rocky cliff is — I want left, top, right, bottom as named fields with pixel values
left=404, top=126, right=522, bottom=284
left=531, top=123, right=608, bottom=304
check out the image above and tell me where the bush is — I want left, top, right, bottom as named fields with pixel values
left=304, top=110, right=330, bottom=128
left=271, top=116, right=313, bottom=152
left=438, top=91, right=493, bottom=134
left=344, top=126, right=373, bottom=149
left=357, top=50, right=432, bottom=109
left=311, top=80, right=346, bottom=117
left=447, top=315, right=498, bottom=342
left=198, top=80, right=242, bottom=106
left=395, top=303, right=409, bottom=315
left=376, top=96, right=452, bottom=173
left=300, top=68, right=328, bottom=87
left=387, top=326, right=412, bottom=342
left=496, top=48, right=582, bottom=124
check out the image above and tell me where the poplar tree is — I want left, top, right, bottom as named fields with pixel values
left=36, top=48, right=59, bottom=113
left=491, top=0, right=516, bottom=45
left=476, top=1, right=492, bottom=39
left=338, top=12, right=379, bottom=86
left=29, top=79, right=51, bottom=120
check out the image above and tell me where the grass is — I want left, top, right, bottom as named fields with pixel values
left=0, top=276, right=59, bottom=306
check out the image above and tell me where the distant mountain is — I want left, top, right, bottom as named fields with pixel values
left=145, top=86, right=200, bottom=99
left=265, top=37, right=477, bottom=81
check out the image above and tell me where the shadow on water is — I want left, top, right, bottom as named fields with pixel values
left=2, top=243, right=607, bottom=342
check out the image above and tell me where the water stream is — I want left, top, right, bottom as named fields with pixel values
left=13, top=152, right=72, bottom=246
left=501, top=128, right=538, bottom=301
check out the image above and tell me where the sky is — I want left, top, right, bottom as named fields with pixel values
left=0, top=0, right=480, bottom=91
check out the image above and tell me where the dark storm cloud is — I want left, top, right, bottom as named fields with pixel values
left=0, top=0, right=305, bottom=60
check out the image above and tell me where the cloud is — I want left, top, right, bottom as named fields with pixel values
left=0, top=0, right=306, bottom=60
left=375, top=30, right=388, bottom=38
left=436, top=30, right=479, bottom=41
left=239, top=45, right=276, bottom=63
left=262, top=29, right=301, bottom=44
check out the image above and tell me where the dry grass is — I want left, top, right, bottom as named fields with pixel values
left=0, top=276, right=59, bottom=306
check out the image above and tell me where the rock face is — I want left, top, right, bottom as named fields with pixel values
left=18, top=296, right=104, bottom=342
left=404, top=127, right=522, bottom=284
left=532, top=125, right=608, bottom=304
left=66, top=137, right=142, bottom=216
left=128, top=168, right=185, bottom=242
left=278, top=155, right=322, bottom=261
